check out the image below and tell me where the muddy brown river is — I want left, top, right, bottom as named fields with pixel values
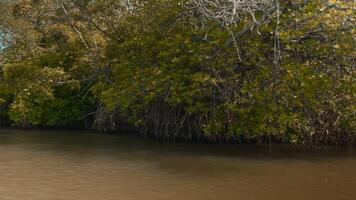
left=0, top=129, right=355, bottom=200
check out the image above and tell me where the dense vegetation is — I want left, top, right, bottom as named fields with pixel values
left=0, top=0, right=355, bottom=145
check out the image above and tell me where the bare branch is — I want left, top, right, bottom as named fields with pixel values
left=191, top=0, right=275, bottom=26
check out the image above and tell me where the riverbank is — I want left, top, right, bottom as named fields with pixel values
left=1, top=126, right=355, bottom=151
left=1, top=128, right=355, bottom=157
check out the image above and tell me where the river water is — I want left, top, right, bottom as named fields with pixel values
left=0, top=129, right=355, bottom=200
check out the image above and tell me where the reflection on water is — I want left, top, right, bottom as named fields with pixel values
left=0, top=129, right=355, bottom=200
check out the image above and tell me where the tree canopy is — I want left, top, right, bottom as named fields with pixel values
left=0, top=0, right=355, bottom=145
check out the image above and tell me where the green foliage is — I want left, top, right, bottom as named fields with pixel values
left=0, top=0, right=354, bottom=144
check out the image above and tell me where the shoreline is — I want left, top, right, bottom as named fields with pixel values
left=1, top=126, right=355, bottom=151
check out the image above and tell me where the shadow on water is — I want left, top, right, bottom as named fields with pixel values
left=0, top=128, right=354, bottom=161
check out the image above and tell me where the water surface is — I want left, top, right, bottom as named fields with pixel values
left=0, top=129, right=355, bottom=200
